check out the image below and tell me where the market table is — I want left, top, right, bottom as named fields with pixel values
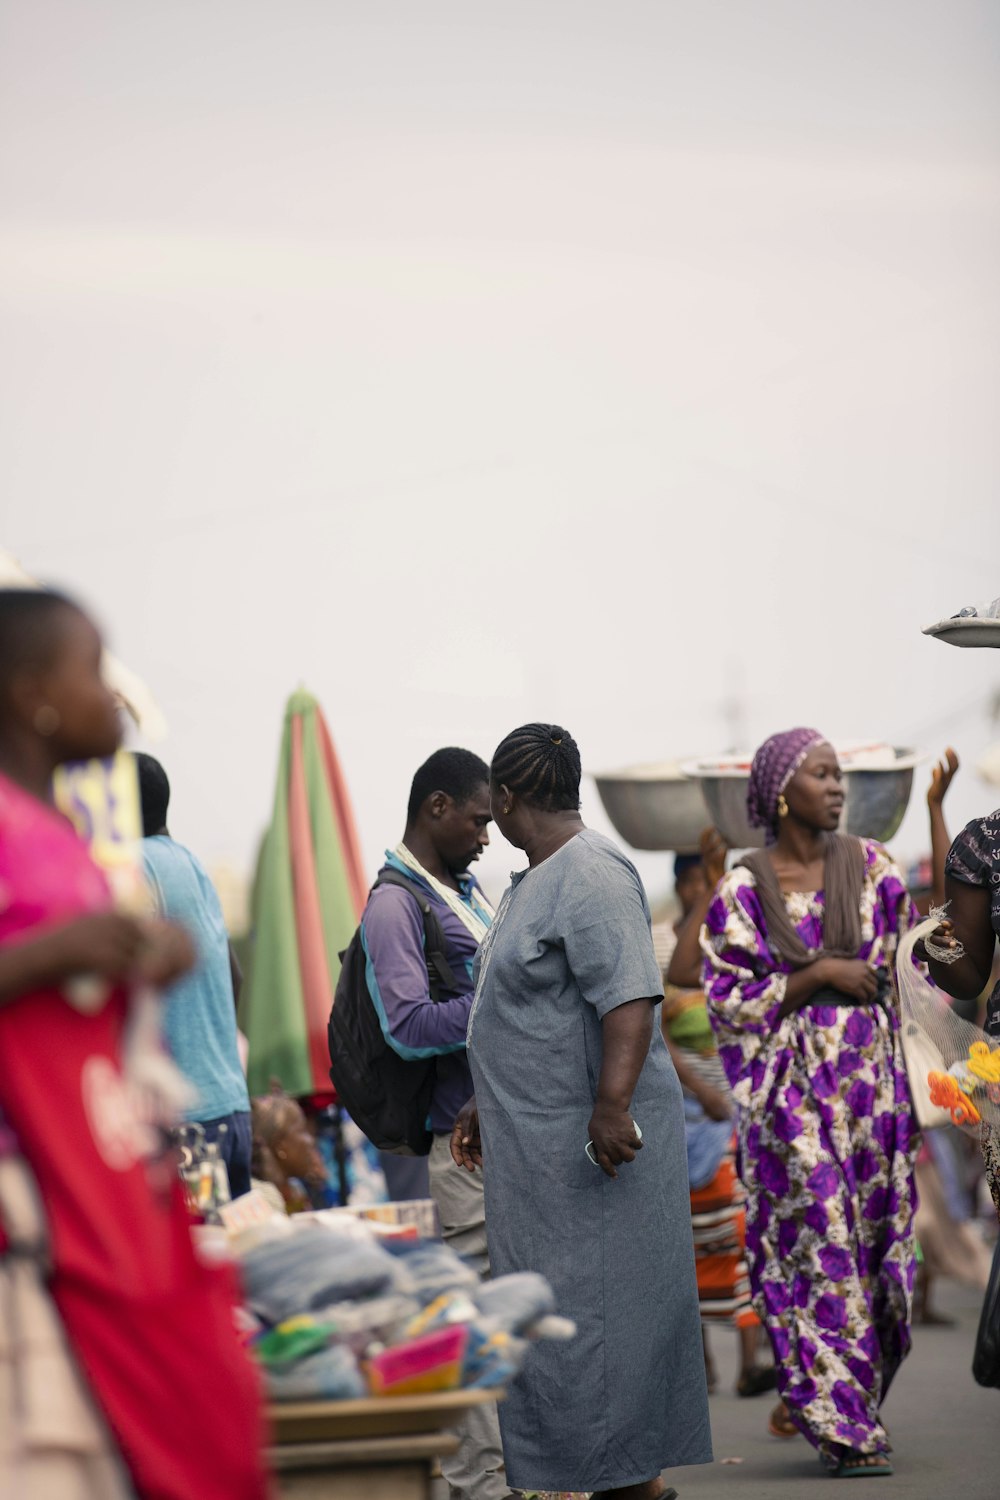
left=268, top=1389, right=500, bottom=1499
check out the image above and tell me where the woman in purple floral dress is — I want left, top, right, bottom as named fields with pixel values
left=701, top=729, right=919, bottom=1478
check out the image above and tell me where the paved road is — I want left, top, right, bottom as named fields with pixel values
left=663, top=1279, right=996, bottom=1500
left=434, top=1277, right=997, bottom=1499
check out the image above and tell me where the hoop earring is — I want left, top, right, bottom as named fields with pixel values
left=776, top=793, right=789, bottom=819
left=33, top=705, right=61, bottom=736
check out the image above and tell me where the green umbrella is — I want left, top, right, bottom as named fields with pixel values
left=241, top=689, right=367, bottom=1098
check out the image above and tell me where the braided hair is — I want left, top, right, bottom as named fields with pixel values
left=490, top=723, right=582, bottom=812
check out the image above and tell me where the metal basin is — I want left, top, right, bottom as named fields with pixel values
left=591, top=762, right=710, bottom=853
left=681, top=747, right=924, bottom=849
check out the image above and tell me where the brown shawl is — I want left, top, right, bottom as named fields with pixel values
left=740, top=833, right=865, bottom=968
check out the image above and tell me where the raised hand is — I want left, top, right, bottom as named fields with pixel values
left=699, top=826, right=729, bottom=889
left=927, top=747, right=959, bottom=810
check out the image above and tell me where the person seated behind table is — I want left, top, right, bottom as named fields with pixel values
left=135, top=753, right=253, bottom=1198
left=250, top=1093, right=328, bottom=1215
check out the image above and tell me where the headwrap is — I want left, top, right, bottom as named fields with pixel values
left=746, top=727, right=826, bottom=844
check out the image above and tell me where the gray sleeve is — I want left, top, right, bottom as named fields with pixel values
left=562, top=860, right=664, bottom=1018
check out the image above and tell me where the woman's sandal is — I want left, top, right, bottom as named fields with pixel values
left=736, top=1365, right=778, bottom=1398
left=828, top=1453, right=894, bottom=1479
left=588, top=1490, right=678, bottom=1499
left=767, top=1400, right=800, bottom=1439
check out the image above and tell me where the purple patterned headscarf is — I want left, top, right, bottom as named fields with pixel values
left=746, top=727, right=827, bottom=843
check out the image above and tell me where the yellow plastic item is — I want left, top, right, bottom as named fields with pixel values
left=967, top=1040, right=1000, bottom=1086
left=367, top=1363, right=464, bottom=1398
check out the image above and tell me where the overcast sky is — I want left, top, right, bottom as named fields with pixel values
left=1, top=0, right=999, bottom=904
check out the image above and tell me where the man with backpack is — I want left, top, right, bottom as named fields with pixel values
left=330, top=747, right=513, bottom=1500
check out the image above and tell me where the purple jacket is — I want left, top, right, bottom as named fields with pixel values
left=360, top=856, right=485, bottom=1133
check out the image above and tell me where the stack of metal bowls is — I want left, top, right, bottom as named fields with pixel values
left=591, top=761, right=709, bottom=853
left=680, top=746, right=923, bottom=849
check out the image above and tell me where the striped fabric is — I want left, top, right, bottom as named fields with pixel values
left=665, top=1007, right=757, bottom=1330
left=656, top=940, right=758, bottom=1332
left=651, top=919, right=679, bottom=976
left=690, top=1148, right=757, bottom=1328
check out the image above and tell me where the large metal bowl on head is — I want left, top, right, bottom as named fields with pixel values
left=680, top=746, right=924, bottom=850
left=591, top=761, right=709, bottom=853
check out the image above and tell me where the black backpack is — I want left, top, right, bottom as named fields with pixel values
left=328, top=870, right=459, bottom=1156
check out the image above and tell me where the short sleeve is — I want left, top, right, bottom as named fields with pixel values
left=138, top=847, right=166, bottom=919
left=561, top=859, right=663, bottom=1018
left=946, top=817, right=1000, bottom=890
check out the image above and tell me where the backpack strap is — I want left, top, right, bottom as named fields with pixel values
left=371, top=870, right=461, bottom=1000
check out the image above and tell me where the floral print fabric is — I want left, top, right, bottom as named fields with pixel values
left=701, top=840, right=919, bottom=1467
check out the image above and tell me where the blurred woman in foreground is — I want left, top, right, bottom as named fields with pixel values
left=0, top=589, right=267, bottom=1500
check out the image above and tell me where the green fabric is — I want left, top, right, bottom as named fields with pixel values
left=240, top=689, right=365, bottom=1098
left=256, top=1318, right=335, bottom=1368
left=241, top=708, right=311, bottom=1096
left=666, top=1003, right=715, bottom=1055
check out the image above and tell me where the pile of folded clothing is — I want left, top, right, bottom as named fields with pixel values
left=230, top=1207, right=574, bottom=1401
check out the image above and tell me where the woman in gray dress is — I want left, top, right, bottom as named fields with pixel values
left=452, top=724, right=712, bottom=1500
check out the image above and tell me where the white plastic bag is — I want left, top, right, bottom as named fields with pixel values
left=896, top=916, right=1000, bottom=1134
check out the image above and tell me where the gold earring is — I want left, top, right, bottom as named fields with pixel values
left=777, top=793, right=789, bottom=819
left=503, top=805, right=512, bottom=816
left=33, top=705, right=61, bottom=736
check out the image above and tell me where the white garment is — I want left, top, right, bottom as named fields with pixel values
left=393, top=844, right=494, bottom=943
left=0, top=1158, right=130, bottom=1500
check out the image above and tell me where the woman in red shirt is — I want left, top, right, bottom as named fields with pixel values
left=0, top=588, right=269, bottom=1500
